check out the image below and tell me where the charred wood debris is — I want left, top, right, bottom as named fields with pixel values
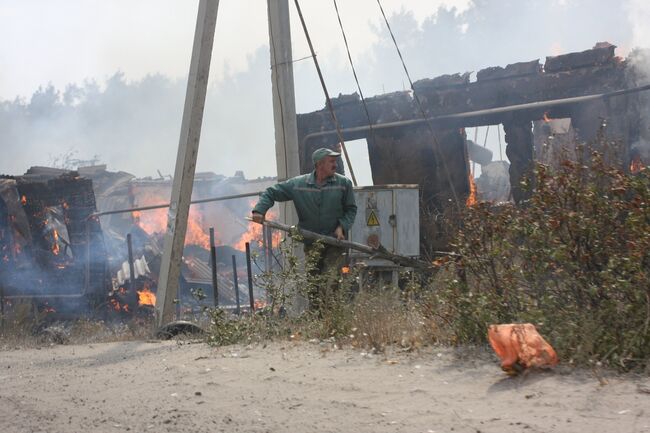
left=0, top=166, right=275, bottom=324
left=1, top=42, right=649, bottom=322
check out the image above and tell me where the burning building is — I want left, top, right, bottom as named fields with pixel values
left=297, top=42, right=650, bottom=249
left=0, top=165, right=278, bottom=320
left=2, top=42, right=649, bottom=318
left=0, top=167, right=108, bottom=317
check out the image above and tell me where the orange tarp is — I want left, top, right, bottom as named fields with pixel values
left=488, top=323, right=558, bottom=374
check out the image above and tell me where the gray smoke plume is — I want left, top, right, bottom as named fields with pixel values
left=0, top=0, right=645, bottom=178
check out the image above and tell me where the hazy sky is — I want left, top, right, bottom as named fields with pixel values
left=0, top=0, right=470, bottom=99
left=0, top=0, right=647, bottom=181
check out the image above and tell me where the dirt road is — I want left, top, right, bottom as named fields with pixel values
left=0, top=340, right=648, bottom=433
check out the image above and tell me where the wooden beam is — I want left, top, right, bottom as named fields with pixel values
left=155, top=0, right=219, bottom=328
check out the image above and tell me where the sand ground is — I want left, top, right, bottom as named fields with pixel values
left=0, top=340, right=649, bottom=433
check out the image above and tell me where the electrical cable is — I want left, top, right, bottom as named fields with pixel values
left=374, top=0, right=461, bottom=210
left=332, top=0, right=377, bottom=146
left=293, top=0, right=358, bottom=186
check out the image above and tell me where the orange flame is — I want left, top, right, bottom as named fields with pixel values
left=630, top=156, right=644, bottom=174
left=234, top=221, right=263, bottom=251
left=131, top=192, right=212, bottom=249
left=137, top=288, right=156, bottom=306
left=109, top=298, right=129, bottom=312
left=466, top=171, right=478, bottom=207
left=184, top=207, right=210, bottom=249
left=52, top=230, right=60, bottom=255
left=341, top=266, right=350, bottom=274
left=234, top=204, right=281, bottom=251
left=132, top=208, right=166, bottom=236
left=20, top=195, right=27, bottom=205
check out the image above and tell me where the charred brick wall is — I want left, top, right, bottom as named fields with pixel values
left=297, top=42, right=646, bottom=213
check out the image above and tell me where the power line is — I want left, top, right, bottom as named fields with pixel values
left=332, top=0, right=376, bottom=144
left=292, top=0, right=358, bottom=186
left=374, top=0, right=461, bottom=211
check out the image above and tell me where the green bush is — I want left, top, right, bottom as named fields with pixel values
left=430, top=141, right=650, bottom=370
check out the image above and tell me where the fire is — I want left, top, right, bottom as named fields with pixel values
left=234, top=204, right=281, bottom=251
left=466, top=171, right=478, bottom=207
left=630, top=156, right=644, bottom=174
left=137, top=287, right=156, bottom=306
left=184, top=207, right=210, bottom=249
left=254, top=299, right=267, bottom=310
left=341, top=266, right=350, bottom=274
left=20, top=195, right=27, bottom=205
left=234, top=221, right=264, bottom=251
left=132, top=208, right=167, bottom=236
left=52, top=230, right=60, bottom=255
left=110, top=298, right=129, bottom=312
left=132, top=196, right=211, bottom=249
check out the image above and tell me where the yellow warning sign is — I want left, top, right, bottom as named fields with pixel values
left=366, top=210, right=380, bottom=226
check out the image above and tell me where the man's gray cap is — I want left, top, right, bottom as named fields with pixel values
left=312, top=147, right=341, bottom=164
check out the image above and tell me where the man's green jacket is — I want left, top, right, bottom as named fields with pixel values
left=253, top=172, right=357, bottom=237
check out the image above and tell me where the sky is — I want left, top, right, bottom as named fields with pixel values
left=0, top=0, right=470, bottom=99
left=0, top=0, right=648, bottom=182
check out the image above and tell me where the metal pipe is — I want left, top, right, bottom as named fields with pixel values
left=302, top=83, right=650, bottom=143
left=126, top=233, right=136, bottom=292
left=231, top=255, right=240, bottom=316
left=245, top=242, right=255, bottom=312
left=262, top=225, right=269, bottom=273
left=248, top=217, right=458, bottom=270
left=90, top=191, right=262, bottom=218
left=209, top=227, right=219, bottom=307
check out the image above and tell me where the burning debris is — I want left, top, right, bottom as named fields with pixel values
left=297, top=42, right=650, bottom=249
left=0, top=167, right=108, bottom=319
left=0, top=165, right=279, bottom=323
left=3, top=43, right=649, bottom=322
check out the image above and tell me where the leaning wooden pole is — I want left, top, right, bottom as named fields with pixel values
left=155, top=0, right=219, bottom=328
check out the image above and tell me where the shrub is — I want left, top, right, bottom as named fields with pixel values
left=430, top=140, right=650, bottom=370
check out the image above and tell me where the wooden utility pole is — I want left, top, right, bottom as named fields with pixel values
left=155, top=0, right=219, bottom=328
left=267, top=0, right=301, bottom=225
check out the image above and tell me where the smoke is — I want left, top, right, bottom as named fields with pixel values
left=0, top=0, right=645, bottom=178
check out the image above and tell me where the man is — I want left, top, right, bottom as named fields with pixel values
left=252, top=147, right=357, bottom=309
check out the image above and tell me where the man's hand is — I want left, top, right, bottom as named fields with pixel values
left=334, top=225, right=345, bottom=241
left=252, top=212, right=265, bottom=224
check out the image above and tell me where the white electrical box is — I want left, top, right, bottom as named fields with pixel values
left=349, top=185, right=420, bottom=261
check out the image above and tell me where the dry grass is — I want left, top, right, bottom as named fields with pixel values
left=348, top=290, right=428, bottom=352
left=0, top=314, right=155, bottom=350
